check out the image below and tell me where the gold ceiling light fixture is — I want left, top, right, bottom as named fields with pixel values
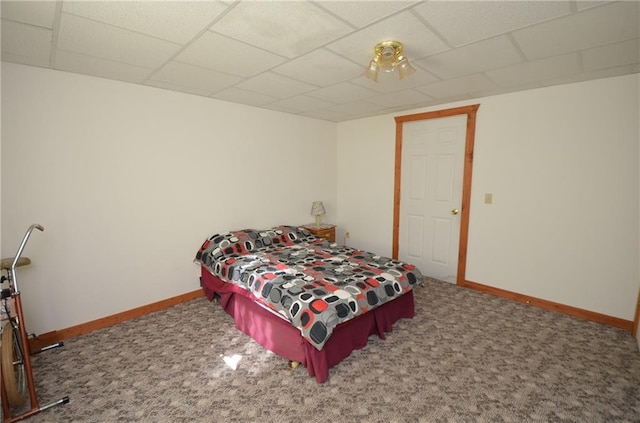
left=363, top=40, right=416, bottom=82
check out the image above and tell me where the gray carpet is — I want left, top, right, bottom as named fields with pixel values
left=9, top=278, right=640, bottom=422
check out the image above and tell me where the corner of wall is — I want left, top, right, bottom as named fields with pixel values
left=0, top=63, right=3, bottom=255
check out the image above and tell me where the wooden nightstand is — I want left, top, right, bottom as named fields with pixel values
left=302, top=224, right=336, bottom=243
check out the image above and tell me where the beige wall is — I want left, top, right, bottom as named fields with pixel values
left=1, top=63, right=337, bottom=335
left=337, top=74, right=640, bottom=322
left=3, top=61, right=639, bottom=338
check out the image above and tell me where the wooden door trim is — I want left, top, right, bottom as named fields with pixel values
left=392, top=104, right=480, bottom=285
left=633, top=286, right=640, bottom=339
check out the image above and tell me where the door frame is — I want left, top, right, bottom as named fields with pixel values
left=633, top=286, right=640, bottom=339
left=392, top=104, right=480, bottom=285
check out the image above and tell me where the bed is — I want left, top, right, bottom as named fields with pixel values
left=194, top=225, right=423, bottom=383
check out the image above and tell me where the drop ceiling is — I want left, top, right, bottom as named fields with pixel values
left=2, top=1, right=638, bottom=122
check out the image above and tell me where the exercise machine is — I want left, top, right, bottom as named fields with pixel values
left=1, top=224, right=69, bottom=422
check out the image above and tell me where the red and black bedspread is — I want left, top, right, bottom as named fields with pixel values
left=194, top=225, right=423, bottom=350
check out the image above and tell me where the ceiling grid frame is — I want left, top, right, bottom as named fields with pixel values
left=1, top=0, right=637, bottom=122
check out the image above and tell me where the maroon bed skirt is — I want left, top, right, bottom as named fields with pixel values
left=200, top=266, right=415, bottom=383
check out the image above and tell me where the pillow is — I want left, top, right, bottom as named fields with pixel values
left=195, top=225, right=320, bottom=268
left=271, top=225, right=317, bottom=244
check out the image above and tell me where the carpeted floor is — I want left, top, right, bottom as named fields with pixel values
left=7, top=278, right=640, bottom=422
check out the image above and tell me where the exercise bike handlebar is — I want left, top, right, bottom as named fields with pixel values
left=10, top=224, right=44, bottom=292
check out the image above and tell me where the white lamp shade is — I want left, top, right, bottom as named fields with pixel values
left=310, top=201, right=326, bottom=216
left=311, top=201, right=326, bottom=226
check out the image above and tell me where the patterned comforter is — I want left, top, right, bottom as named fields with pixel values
left=195, top=225, right=423, bottom=350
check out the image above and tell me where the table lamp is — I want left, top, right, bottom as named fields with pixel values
left=310, top=201, right=326, bottom=226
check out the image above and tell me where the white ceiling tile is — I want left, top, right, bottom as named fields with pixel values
left=313, top=1, right=414, bottom=28
left=415, top=95, right=468, bottom=108
left=328, top=100, right=387, bottom=115
left=300, top=109, right=345, bottom=121
left=306, top=82, right=378, bottom=102
left=1, top=19, right=51, bottom=67
left=582, top=38, right=640, bottom=72
left=272, top=49, right=363, bottom=86
left=175, top=31, right=286, bottom=78
left=326, top=11, right=449, bottom=65
left=150, top=61, right=242, bottom=93
left=57, top=13, right=181, bottom=69
left=211, top=1, right=352, bottom=58
left=471, top=85, right=523, bottom=99
left=414, top=35, right=523, bottom=79
left=365, top=89, right=433, bottom=107
left=61, top=1, right=230, bottom=44
left=271, top=95, right=335, bottom=113
left=211, top=87, right=279, bottom=107
left=413, top=1, right=571, bottom=47
left=382, top=104, right=424, bottom=116
left=539, top=63, right=640, bottom=88
left=486, top=53, right=582, bottom=88
left=513, top=2, right=639, bottom=60
left=1, top=0, right=57, bottom=28
left=575, top=1, right=610, bottom=12
left=54, top=50, right=153, bottom=83
left=2, top=0, right=638, bottom=123
left=417, top=74, right=497, bottom=99
left=144, top=79, right=211, bottom=97
left=234, top=72, right=316, bottom=99
left=350, top=67, right=440, bottom=93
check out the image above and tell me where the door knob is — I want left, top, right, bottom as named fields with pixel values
left=451, top=208, right=459, bottom=215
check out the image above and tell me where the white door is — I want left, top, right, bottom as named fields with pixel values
left=398, top=115, right=466, bottom=283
